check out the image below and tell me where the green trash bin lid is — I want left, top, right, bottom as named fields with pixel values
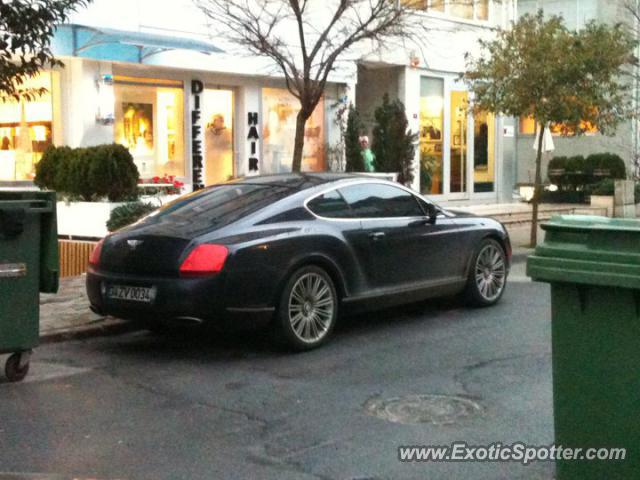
left=527, top=215, right=640, bottom=289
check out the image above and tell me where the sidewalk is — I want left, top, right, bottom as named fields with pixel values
left=39, top=276, right=133, bottom=343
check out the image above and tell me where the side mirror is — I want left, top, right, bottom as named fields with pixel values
left=426, top=203, right=438, bottom=224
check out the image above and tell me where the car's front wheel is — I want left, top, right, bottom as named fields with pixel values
left=274, top=266, right=338, bottom=351
left=465, top=238, right=507, bottom=307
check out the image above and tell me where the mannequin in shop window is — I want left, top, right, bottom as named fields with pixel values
left=205, top=114, right=233, bottom=185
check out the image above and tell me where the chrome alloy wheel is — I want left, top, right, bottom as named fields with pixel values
left=288, top=273, right=335, bottom=344
left=474, top=244, right=506, bottom=302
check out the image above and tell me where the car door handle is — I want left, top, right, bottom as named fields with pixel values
left=368, top=231, right=386, bottom=241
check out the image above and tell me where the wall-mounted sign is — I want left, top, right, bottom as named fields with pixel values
left=191, top=80, right=205, bottom=190
left=247, top=112, right=260, bottom=175
left=503, top=125, right=515, bottom=138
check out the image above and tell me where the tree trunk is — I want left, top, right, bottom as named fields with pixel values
left=530, top=123, right=545, bottom=248
left=291, top=110, right=308, bottom=173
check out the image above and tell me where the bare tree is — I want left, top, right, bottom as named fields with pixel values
left=196, top=0, right=429, bottom=172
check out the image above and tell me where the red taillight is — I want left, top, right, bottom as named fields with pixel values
left=89, top=238, right=105, bottom=267
left=179, top=244, right=229, bottom=277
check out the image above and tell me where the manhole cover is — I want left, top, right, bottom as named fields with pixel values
left=364, top=394, right=483, bottom=425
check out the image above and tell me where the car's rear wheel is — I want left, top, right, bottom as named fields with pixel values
left=465, top=239, right=507, bottom=307
left=274, top=266, right=338, bottom=351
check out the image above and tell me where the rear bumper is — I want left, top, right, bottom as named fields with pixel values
left=86, top=268, right=274, bottom=324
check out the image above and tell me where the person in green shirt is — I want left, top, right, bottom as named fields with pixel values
left=359, top=136, right=375, bottom=172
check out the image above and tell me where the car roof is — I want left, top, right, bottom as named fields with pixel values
left=230, top=173, right=371, bottom=192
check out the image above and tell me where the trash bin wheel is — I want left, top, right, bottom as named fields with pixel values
left=5, top=353, right=29, bottom=382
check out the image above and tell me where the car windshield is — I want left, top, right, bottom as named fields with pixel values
left=150, top=183, right=293, bottom=230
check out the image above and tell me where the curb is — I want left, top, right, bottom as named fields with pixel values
left=39, top=318, right=140, bottom=344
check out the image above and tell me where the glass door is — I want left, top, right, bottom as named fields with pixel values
left=472, top=110, right=496, bottom=193
left=449, top=90, right=469, bottom=196
left=419, top=77, right=445, bottom=195
left=203, top=89, right=234, bottom=185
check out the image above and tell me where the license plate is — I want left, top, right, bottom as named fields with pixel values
left=107, top=285, right=156, bottom=303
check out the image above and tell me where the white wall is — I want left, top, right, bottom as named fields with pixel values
left=59, top=58, right=113, bottom=147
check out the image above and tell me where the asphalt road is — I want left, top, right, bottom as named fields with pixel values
left=0, top=264, right=554, bottom=480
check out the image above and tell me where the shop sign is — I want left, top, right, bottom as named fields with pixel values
left=191, top=79, right=205, bottom=190
left=248, top=112, right=260, bottom=175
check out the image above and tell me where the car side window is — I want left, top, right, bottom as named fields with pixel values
left=338, top=184, right=424, bottom=218
left=307, top=189, right=352, bottom=218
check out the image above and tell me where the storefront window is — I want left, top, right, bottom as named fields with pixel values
left=450, top=0, right=474, bottom=20
left=475, top=0, right=489, bottom=20
left=400, top=0, right=428, bottom=8
left=0, top=73, right=53, bottom=181
left=402, top=0, right=488, bottom=20
left=519, top=116, right=537, bottom=135
left=419, top=77, right=444, bottom=195
left=203, top=89, right=234, bottom=185
left=431, top=0, right=445, bottom=12
left=114, top=77, right=185, bottom=178
left=450, top=91, right=468, bottom=194
left=473, top=110, right=495, bottom=192
left=262, top=88, right=325, bottom=173
left=519, top=115, right=598, bottom=136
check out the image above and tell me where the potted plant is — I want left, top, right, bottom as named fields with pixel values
left=35, top=144, right=140, bottom=237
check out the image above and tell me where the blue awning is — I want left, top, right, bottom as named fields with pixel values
left=53, top=24, right=223, bottom=63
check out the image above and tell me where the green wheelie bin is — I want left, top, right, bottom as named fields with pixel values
left=0, top=191, right=58, bottom=382
left=527, top=215, right=640, bottom=479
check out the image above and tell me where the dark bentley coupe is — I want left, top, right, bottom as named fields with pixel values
left=87, top=174, right=511, bottom=350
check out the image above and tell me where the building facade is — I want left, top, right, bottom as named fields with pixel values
left=1, top=0, right=521, bottom=206
left=515, top=0, right=640, bottom=184
left=0, top=0, right=350, bottom=191
left=356, top=0, right=518, bottom=203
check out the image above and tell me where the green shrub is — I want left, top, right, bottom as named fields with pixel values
left=635, top=183, right=640, bottom=203
left=565, top=155, right=586, bottom=190
left=540, top=190, right=586, bottom=204
left=548, top=155, right=586, bottom=191
left=107, top=202, right=157, bottom=232
left=585, top=153, right=626, bottom=182
left=34, top=144, right=139, bottom=202
left=590, top=178, right=615, bottom=196
left=34, top=146, right=74, bottom=192
left=547, top=156, right=567, bottom=172
left=344, top=105, right=364, bottom=172
left=371, top=94, right=418, bottom=185
left=547, top=156, right=568, bottom=187
left=88, top=144, right=139, bottom=202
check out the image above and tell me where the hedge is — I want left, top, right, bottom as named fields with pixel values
left=35, top=144, right=139, bottom=202
left=547, top=153, right=627, bottom=191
